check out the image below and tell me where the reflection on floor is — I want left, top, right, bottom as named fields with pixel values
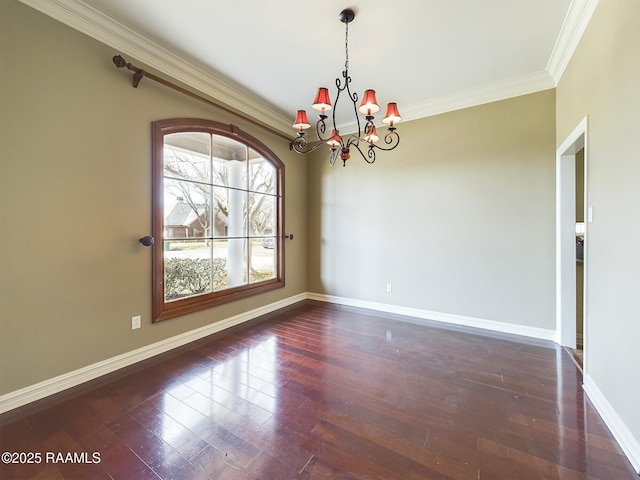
left=566, top=346, right=584, bottom=371
left=1, top=301, right=635, bottom=479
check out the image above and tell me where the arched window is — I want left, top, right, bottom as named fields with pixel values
left=151, top=119, right=284, bottom=322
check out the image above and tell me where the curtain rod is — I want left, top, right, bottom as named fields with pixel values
left=111, top=55, right=291, bottom=142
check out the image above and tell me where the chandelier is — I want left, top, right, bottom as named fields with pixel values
left=290, top=9, right=402, bottom=167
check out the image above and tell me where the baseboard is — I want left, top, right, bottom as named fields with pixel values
left=583, top=375, right=640, bottom=474
left=307, top=293, right=557, bottom=342
left=0, top=293, right=306, bottom=415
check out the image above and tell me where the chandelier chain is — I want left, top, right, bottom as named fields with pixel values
left=344, top=22, right=349, bottom=73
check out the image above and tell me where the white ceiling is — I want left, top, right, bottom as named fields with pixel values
left=21, top=0, right=598, bottom=134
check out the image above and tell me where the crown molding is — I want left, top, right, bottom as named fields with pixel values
left=20, top=0, right=598, bottom=133
left=338, top=70, right=555, bottom=132
left=385, top=70, right=556, bottom=124
left=18, top=0, right=294, bottom=136
left=547, top=0, right=601, bottom=84
left=410, top=71, right=554, bottom=120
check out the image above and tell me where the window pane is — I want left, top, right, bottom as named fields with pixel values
left=212, top=136, right=247, bottom=189
left=210, top=239, right=230, bottom=291
left=248, top=193, right=276, bottom=237
left=224, top=187, right=247, bottom=238
left=164, top=132, right=211, bottom=183
left=248, top=151, right=276, bottom=195
left=164, top=239, right=212, bottom=301
left=211, top=186, right=229, bottom=238
left=250, top=239, right=276, bottom=283
left=164, top=179, right=210, bottom=239
left=215, top=238, right=247, bottom=289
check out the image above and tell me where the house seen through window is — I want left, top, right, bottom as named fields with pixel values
left=152, top=119, right=284, bottom=322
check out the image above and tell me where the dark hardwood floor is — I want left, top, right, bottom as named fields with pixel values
left=1, top=300, right=636, bottom=479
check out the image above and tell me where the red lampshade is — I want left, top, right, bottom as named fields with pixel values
left=358, top=89, right=380, bottom=115
left=326, top=129, right=341, bottom=148
left=382, top=102, right=402, bottom=126
left=293, top=110, right=311, bottom=131
left=364, top=125, right=379, bottom=143
left=311, top=87, right=332, bottom=112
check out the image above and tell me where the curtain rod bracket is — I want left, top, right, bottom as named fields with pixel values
left=132, top=69, right=145, bottom=88
left=112, top=55, right=146, bottom=88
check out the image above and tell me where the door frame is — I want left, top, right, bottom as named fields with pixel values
left=556, top=116, right=588, bottom=354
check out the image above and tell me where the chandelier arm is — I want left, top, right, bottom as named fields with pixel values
left=331, top=76, right=344, bottom=136
left=315, top=115, right=330, bottom=140
left=345, top=134, right=360, bottom=149
left=350, top=142, right=377, bottom=164
left=368, top=130, right=401, bottom=152
left=351, top=89, right=363, bottom=143
left=364, top=145, right=376, bottom=164
left=291, top=135, right=331, bottom=155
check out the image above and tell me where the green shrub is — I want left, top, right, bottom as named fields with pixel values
left=164, top=257, right=227, bottom=300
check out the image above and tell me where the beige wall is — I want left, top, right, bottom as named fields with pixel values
left=307, top=90, right=556, bottom=329
left=556, top=0, right=640, bottom=450
left=0, top=1, right=307, bottom=395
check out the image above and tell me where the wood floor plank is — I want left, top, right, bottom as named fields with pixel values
left=1, top=300, right=637, bottom=479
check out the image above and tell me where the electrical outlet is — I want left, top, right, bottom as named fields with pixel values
left=132, top=315, right=141, bottom=330
left=386, top=283, right=392, bottom=293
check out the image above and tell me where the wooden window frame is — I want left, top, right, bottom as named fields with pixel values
left=151, top=118, right=285, bottom=322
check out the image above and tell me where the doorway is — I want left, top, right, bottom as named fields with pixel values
left=556, top=117, right=588, bottom=370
